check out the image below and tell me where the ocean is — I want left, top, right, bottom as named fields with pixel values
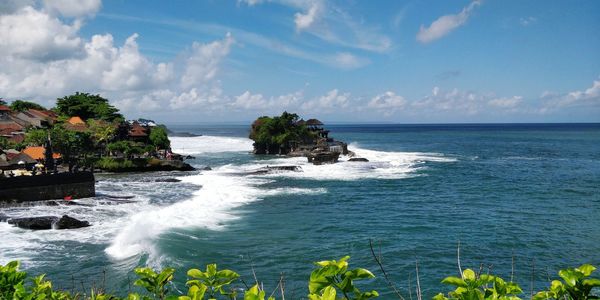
left=1, top=123, right=599, bottom=298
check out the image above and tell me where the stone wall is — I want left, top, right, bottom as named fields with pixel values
left=0, top=172, right=95, bottom=203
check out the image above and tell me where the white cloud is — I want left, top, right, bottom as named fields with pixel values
left=417, top=0, right=480, bottom=44
left=0, top=4, right=234, bottom=118
left=180, top=32, right=234, bottom=89
left=488, top=96, right=522, bottom=108
left=302, top=89, right=350, bottom=112
left=294, top=2, right=320, bottom=31
left=0, top=6, right=82, bottom=61
left=519, top=16, right=537, bottom=27
left=332, top=52, right=369, bottom=69
left=540, top=79, right=600, bottom=111
left=368, top=91, right=406, bottom=110
left=233, top=91, right=267, bottom=109
left=43, top=0, right=101, bottom=17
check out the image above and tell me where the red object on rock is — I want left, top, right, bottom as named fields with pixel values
left=64, top=196, right=72, bottom=201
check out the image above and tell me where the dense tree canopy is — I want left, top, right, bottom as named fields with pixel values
left=9, top=100, right=46, bottom=112
left=55, top=92, right=123, bottom=122
left=149, top=125, right=170, bottom=149
left=249, top=111, right=313, bottom=154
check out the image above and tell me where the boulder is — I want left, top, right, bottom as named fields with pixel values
left=54, top=215, right=90, bottom=229
left=247, top=165, right=302, bottom=175
left=155, top=178, right=181, bottom=183
left=202, top=166, right=212, bottom=171
left=307, top=151, right=340, bottom=165
left=348, top=157, right=369, bottom=162
left=0, top=213, right=9, bottom=222
left=7, top=215, right=90, bottom=230
left=8, top=216, right=58, bottom=230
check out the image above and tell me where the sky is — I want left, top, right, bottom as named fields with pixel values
left=0, top=0, right=599, bottom=123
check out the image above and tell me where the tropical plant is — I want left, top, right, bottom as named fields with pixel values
left=133, top=267, right=176, bottom=300
left=433, top=268, right=523, bottom=300
left=0, top=261, right=27, bottom=299
left=249, top=112, right=314, bottom=154
left=308, top=256, right=379, bottom=300
left=532, top=264, right=600, bottom=300
left=185, top=264, right=240, bottom=299
left=149, top=126, right=170, bottom=150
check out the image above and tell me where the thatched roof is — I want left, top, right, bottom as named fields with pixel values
left=305, top=118, right=323, bottom=126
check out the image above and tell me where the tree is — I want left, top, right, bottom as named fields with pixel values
left=55, top=92, right=123, bottom=122
left=50, top=125, right=93, bottom=170
left=9, top=100, right=46, bottom=112
left=24, top=129, right=48, bottom=146
left=149, top=125, right=170, bottom=149
left=249, top=112, right=313, bottom=154
left=87, top=119, right=117, bottom=155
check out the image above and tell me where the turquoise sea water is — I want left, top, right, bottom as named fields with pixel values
left=1, top=124, right=599, bottom=298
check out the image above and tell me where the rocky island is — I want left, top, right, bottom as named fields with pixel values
left=249, top=112, right=351, bottom=164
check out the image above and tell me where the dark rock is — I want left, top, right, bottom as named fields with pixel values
left=55, top=215, right=90, bottom=229
left=202, top=166, right=212, bottom=171
left=7, top=215, right=90, bottom=230
left=155, top=178, right=181, bottom=183
left=348, top=157, right=369, bottom=162
left=184, top=155, right=196, bottom=160
left=247, top=165, right=302, bottom=175
left=307, top=151, right=340, bottom=165
left=0, top=214, right=9, bottom=222
left=8, top=216, right=59, bottom=230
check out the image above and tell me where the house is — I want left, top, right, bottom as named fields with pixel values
left=64, top=116, right=88, bottom=132
left=22, top=146, right=61, bottom=161
left=0, top=105, right=10, bottom=120
left=13, top=110, right=45, bottom=127
left=128, top=121, right=149, bottom=142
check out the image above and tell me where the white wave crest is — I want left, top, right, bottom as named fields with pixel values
left=169, top=136, right=253, bottom=155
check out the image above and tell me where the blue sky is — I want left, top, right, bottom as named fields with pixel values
left=0, top=0, right=599, bottom=123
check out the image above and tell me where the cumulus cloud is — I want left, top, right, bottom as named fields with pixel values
left=368, top=91, right=406, bottom=109
left=540, top=79, right=600, bottom=112
left=43, top=0, right=101, bottom=17
left=417, top=0, right=480, bottom=44
left=232, top=90, right=303, bottom=111
left=301, top=89, right=350, bottom=112
left=0, top=6, right=82, bottom=61
left=0, top=4, right=235, bottom=117
left=488, top=96, right=522, bottom=108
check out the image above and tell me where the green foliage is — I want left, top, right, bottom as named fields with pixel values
left=51, top=125, right=94, bottom=163
left=9, top=100, right=46, bottom=112
left=96, top=157, right=137, bottom=171
left=308, top=256, right=379, bottom=300
left=0, top=261, right=27, bottom=299
left=185, top=264, right=240, bottom=299
left=107, top=141, right=151, bottom=159
left=434, top=268, right=523, bottom=300
left=533, top=264, right=600, bottom=300
left=87, top=120, right=117, bottom=151
left=149, top=126, right=170, bottom=150
left=55, top=92, right=123, bottom=122
left=243, top=284, right=274, bottom=300
left=25, top=128, right=49, bottom=146
left=249, top=112, right=313, bottom=154
left=133, top=267, right=176, bottom=300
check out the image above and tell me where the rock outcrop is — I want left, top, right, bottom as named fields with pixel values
left=7, top=215, right=90, bottom=230
left=348, top=157, right=369, bottom=162
left=247, top=165, right=302, bottom=175
left=307, top=151, right=340, bottom=165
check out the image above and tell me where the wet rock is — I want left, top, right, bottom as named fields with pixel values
left=307, top=151, right=340, bottom=165
left=7, top=215, right=90, bottom=230
left=55, top=215, right=90, bottom=229
left=348, top=157, right=369, bottom=162
left=0, top=213, right=9, bottom=222
left=202, top=166, right=212, bottom=171
left=247, top=165, right=302, bottom=175
left=8, top=216, right=59, bottom=230
left=155, top=178, right=181, bottom=183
